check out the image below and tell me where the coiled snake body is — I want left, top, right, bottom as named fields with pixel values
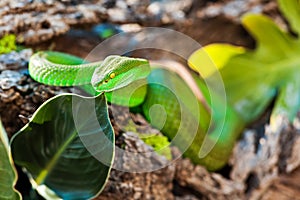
left=29, top=51, right=243, bottom=171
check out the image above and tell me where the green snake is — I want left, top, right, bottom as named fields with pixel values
left=29, top=51, right=244, bottom=171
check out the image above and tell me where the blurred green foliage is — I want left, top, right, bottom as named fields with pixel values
left=0, top=34, right=17, bottom=54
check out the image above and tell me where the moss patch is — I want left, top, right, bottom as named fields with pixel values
left=0, top=34, right=17, bottom=54
left=140, top=133, right=172, bottom=160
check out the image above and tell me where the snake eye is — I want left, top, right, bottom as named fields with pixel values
left=109, top=72, right=116, bottom=79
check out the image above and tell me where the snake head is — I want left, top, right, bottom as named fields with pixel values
left=91, top=55, right=150, bottom=92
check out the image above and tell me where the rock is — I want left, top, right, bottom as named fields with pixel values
left=197, top=0, right=265, bottom=19
left=147, top=0, right=193, bottom=24
left=230, top=116, right=300, bottom=199
left=197, top=0, right=288, bottom=30
left=98, top=132, right=176, bottom=200
left=0, top=0, right=193, bottom=44
left=0, top=50, right=71, bottom=136
left=0, top=49, right=32, bottom=71
left=97, top=105, right=176, bottom=199
left=175, top=155, right=245, bottom=199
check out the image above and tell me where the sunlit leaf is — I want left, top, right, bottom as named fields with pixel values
left=11, top=94, right=114, bottom=199
left=190, top=10, right=300, bottom=124
left=186, top=3, right=300, bottom=171
left=277, top=0, right=300, bottom=34
left=220, top=13, right=300, bottom=122
left=270, top=72, right=300, bottom=127
left=0, top=120, right=21, bottom=200
left=188, top=43, right=245, bottom=78
left=242, top=14, right=299, bottom=60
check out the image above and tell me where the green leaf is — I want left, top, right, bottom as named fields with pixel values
left=188, top=43, right=245, bottom=78
left=270, top=72, right=300, bottom=127
left=242, top=14, right=298, bottom=60
left=190, top=12, right=300, bottom=123
left=11, top=93, right=114, bottom=199
left=221, top=13, right=300, bottom=122
left=217, top=50, right=278, bottom=122
left=185, top=0, right=300, bottom=169
left=0, top=120, right=21, bottom=200
left=278, top=0, right=300, bottom=34
left=188, top=0, right=300, bottom=125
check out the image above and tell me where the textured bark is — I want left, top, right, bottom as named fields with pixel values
left=0, top=0, right=193, bottom=44
left=198, top=0, right=287, bottom=30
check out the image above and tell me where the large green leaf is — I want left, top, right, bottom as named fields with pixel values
left=189, top=1, right=300, bottom=124
left=278, top=0, right=300, bottom=34
left=220, top=13, right=300, bottom=123
left=0, top=120, right=21, bottom=200
left=270, top=72, right=300, bottom=128
left=188, top=43, right=245, bottom=78
left=11, top=93, right=114, bottom=199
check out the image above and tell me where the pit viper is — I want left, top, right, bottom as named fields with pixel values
left=29, top=51, right=244, bottom=171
